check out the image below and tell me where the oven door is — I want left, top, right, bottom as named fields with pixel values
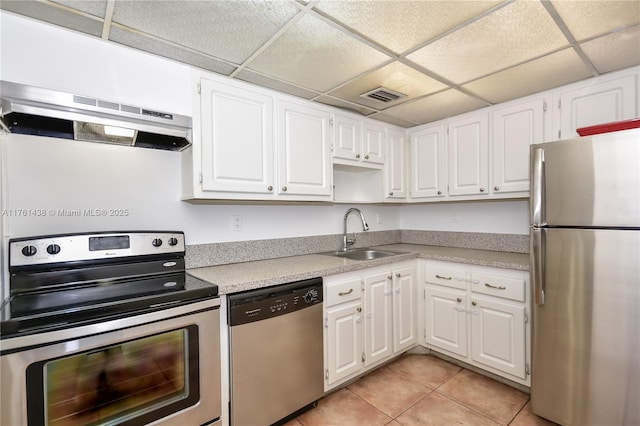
left=0, top=298, right=221, bottom=426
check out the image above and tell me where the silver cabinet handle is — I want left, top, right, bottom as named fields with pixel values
left=387, top=275, right=393, bottom=280
left=355, top=154, right=361, bottom=159
left=485, top=283, right=507, bottom=290
left=471, top=301, right=477, bottom=306
left=456, top=297, right=462, bottom=303
left=435, top=274, right=452, bottom=280
left=356, top=306, right=362, bottom=312
left=267, top=185, right=273, bottom=191
left=437, top=191, right=442, bottom=195
left=494, top=186, right=500, bottom=191
left=479, top=187, right=485, bottom=192
left=396, top=273, right=401, bottom=278
left=338, top=288, right=353, bottom=296
left=281, top=186, right=287, bottom=192
left=364, top=155, right=369, bottom=160
left=389, top=192, right=393, bottom=196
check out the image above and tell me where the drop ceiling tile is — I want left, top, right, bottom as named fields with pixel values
left=247, top=13, right=391, bottom=92
left=111, top=0, right=300, bottom=65
left=52, top=0, right=107, bottom=18
left=462, top=48, right=593, bottom=104
left=314, top=95, right=378, bottom=116
left=368, top=112, right=418, bottom=128
left=109, top=25, right=237, bottom=76
left=550, top=0, right=640, bottom=41
left=384, top=89, right=489, bottom=124
left=0, top=0, right=103, bottom=37
left=235, top=69, right=320, bottom=100
left=407, top=0, right=569, bottom=85
left=314, top=0, right=501, bottom=55
left=327, top=61, right=448, bottom=110
left=580, top=26, right=640, bottom=74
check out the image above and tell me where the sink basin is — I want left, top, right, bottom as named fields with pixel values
left=323, top=248, right=406, bottom=261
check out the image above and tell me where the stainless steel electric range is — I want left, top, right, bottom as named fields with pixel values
left=0, top=231, right=221, bottom=426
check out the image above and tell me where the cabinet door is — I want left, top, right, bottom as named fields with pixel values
left=385, top=129, right=407, bottom=199
left=492, top=98, right=546, bottom=194
left=393, top=266, right=417, bottom=353
left=277, top=100, right=332, bottom=197
left=448, top=113, right=489, bottom=196
left=200, top=79, right=274, bottom=194
left=332, top=113, right=361, bottom=161
left=363, top=271, right=393, bottom=366
left=424, top=287, right=468, bottom=357
left=558, top=74, right=637, bottom=139
left=410, top=125, right=446, bottom=199
left=326, top=301, right=363, bottom=387
left=362, top=122, right=386, bottom=164
left=470, top=297, right=526, bottom=379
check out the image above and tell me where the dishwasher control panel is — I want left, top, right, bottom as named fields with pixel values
left=228, top=278, right=323, bottom=326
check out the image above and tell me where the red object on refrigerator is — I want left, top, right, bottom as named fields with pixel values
left=576, top=118, right=640, bottom=136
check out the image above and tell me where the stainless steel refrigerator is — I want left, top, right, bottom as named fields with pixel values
left=530, top=128, right=640, bottom=425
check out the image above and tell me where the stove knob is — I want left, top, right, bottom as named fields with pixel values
left=21, top=245, right=37, bottom=257
left=47, top=244, right=61, bottom=255
left=152, top=238, right=163, bottom=247
left=168, top=237, right=178, bottom=246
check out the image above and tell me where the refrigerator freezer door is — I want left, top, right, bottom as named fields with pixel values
left=533, top=128, right=640, bottom=228
left=531, top=228, right=640, bottom=425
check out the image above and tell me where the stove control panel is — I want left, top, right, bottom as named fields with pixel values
left=9, top=231, right=185, bottom=268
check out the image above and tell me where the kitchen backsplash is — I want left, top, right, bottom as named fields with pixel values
left=185, top=230, right=528, bottom=269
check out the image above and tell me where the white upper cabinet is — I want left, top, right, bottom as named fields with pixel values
left=186, top=73, right=332, bottom=201
left=332, top=113, right=385, bottom=168
left=448, top=112, right=490, bottom=197
left=491, top=96, right=549, bottom=195
left=277, top=99, right=332, bottom=197
left=200, top=78, right=274, bottom=195
left=556, top=73, right=637, bottom=140
left=332, top=113, right=362, bottom=162
left=385, top=128, right=407, bottom=199
left=362, top=121, right=386, bottom=165
left=409, top=124, right=446, bottom=200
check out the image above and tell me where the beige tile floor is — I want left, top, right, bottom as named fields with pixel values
left=285, top=354, right=557, bottom=426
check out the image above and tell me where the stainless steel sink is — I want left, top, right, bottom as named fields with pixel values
left=322, top=248, right=406, bottom=261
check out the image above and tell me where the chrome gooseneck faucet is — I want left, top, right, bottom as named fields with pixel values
left=342, top=208, right=369, bottom=252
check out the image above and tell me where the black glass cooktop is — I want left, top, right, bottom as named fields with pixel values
left=0, top=273, right=218, bottom=338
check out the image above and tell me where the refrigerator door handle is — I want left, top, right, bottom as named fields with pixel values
left=531, top=228, right=545, bottom=305
left=531, top=147, right=545, bottom=226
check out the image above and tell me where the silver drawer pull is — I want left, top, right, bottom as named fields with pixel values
left=435, top=274, right=452, bottom=280
left=485, top=283, right=507, bottom=290
left=339, top=288, right=354, bottom=296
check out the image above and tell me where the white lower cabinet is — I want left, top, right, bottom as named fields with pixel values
left=324, top=262, right=417, bottom=390
left=422, top=260, right=530, bottom=386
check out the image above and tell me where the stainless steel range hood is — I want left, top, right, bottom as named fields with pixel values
left=0, top=81, right=192, bottom=151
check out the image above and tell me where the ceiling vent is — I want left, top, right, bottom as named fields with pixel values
left=360, top=87, right=407, bottom=103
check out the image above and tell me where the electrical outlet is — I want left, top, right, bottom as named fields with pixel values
left=231, top=215, right=242, bottom=231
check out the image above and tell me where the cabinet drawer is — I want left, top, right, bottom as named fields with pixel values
left=470, top=273, right=525, bottom=302
left=326, top=279, right=361, bottom=306
left=425, top=263, right=467, bottom=290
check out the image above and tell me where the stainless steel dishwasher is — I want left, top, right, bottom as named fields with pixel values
left=228, top=277, right=324, bottom=426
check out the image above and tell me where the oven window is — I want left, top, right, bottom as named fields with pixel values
left=26, top=326, right=200, bottom=426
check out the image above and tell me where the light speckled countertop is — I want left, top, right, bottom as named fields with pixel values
left=187, top=244, right=530, bottom=295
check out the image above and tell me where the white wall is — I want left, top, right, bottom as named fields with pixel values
left=0, top=11, right=192, bottom=115
left=0, top=134, right=402, bottom=245
left=400, top=200, right=529, bottom=235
